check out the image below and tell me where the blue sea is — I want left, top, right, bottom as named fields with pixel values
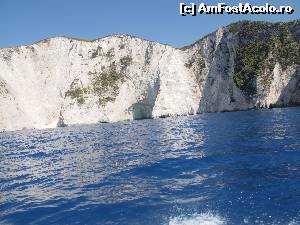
left=1, top=107, right=300, bottom=225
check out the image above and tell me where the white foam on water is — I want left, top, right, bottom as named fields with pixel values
left=168, top=212, right=226, bottom=225
left=288, top=219, right=300, bottom=225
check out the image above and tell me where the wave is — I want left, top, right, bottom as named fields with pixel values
left=288, top=218, right=300, bottom=225
left=168, top=212, right=226, bottom=225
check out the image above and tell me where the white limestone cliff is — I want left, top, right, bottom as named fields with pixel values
left=0, top=20, right=299, bottom=131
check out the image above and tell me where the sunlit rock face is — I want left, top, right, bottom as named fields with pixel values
left=0, top=20, right=299, bottom=131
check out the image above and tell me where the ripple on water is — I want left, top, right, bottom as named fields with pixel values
left=0, top=107, right=300, bottom=224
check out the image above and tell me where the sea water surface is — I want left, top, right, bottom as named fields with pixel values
left=1, top=107, right=300, bottom=225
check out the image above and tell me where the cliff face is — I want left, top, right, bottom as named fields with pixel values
left=0, top=20, right=299, bottom=131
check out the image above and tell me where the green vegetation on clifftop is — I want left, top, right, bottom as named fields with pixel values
left=231, top=21, right=300, bottom=96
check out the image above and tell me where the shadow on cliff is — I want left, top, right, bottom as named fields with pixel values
left=129, top=76, right=161, bottom=120
left=197, top=31, right=249, bottom=114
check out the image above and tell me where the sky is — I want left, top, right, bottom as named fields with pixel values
left=0, top=0, right=299, bottom=48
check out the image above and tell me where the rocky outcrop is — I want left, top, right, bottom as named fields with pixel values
left=0, top=20, right=299, bottom=131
